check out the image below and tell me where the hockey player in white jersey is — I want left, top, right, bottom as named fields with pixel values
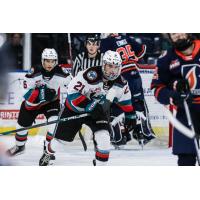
left=7, top=48, right=72, bottom=159
left=39, top=50, right=137, bottom=166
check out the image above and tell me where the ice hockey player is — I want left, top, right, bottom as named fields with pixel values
left=151, top=33, right=200, bottom=166
left=39, top=50, right=137, bottom=166
left=100, top=34, right=155, bottom=148
left=7, top=48, right=72, bottom=158
left=72, top=33, right=103, bottom=77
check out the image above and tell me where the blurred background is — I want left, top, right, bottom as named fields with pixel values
left=1, top=33, right=200, bottom=71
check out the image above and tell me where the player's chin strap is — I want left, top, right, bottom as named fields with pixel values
left=163, top=102, right=200, bottom=166
left=0, top=113, right=90, bottom=136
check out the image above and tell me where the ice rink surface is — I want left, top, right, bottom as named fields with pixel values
left=1, top=135, right=177, bottom=166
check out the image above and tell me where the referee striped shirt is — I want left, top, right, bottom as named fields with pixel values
left=72, top=51, right=104, bottom=76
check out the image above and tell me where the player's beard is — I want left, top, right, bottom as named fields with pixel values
left=173, top=37, right=193, bottom=51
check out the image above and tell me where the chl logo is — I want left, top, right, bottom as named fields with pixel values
left=87, top=70, right=97, bottom=81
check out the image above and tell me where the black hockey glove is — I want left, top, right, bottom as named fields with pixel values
left=124, top=117, right=137, bottom=132
left=171, top=79, right=191, bottom=106
left=174, top=79, right=190, bottom=94
left=45, top=87, right=56, bottom=101
left=172, top=92, right=189, bottom=106
left=39, top=85, right=56, bottom=102
left=91, top=99, right=111, bottom=121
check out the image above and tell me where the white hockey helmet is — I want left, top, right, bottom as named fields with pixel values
left=41, top=48, right=58, bottom=67
left=102, top=50, right=122, bottom=81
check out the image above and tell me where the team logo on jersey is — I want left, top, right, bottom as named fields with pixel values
left=182, top=64, right=200, bottom=90
left=87, top=70, right=97, bottom=80
left=186, top=67, right=197, bottom=90
left=28, top=67, right=34, bottom=75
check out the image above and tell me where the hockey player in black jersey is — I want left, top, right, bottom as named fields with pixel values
left=7, top=48, right=72, bottom=162
left=101, top=34, right=155, bottom=148
left=151, top=33, right=200, bottom=166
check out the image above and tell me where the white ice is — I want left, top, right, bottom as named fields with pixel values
left=1, top=135, right=177, bottom=166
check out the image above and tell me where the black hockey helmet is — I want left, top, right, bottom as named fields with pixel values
left=85, top=33, right=101, bottom=45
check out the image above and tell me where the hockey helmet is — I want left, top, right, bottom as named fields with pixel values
left=102, top=50, right=122, bottom=81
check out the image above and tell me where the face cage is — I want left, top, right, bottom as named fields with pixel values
left=102, top=64, right=121, bottom=81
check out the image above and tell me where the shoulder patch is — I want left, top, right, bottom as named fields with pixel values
left=86, top=70, right=97, bottom=81
left=28, top=67, right=34, bottom=75
left=25, top=66, right=41, bottom=78
left=53, top=65, right=71, bottom=78
left=83, top=66, right=102, bottom=84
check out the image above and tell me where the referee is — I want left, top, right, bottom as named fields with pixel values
left=72, top=34, right=104, bottom=77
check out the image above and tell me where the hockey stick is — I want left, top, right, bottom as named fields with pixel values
left=183, top=100, right=200, bottom=166
left=0, top=113, right=90, bottom=136
left=164, top=106, right=195, bottom=139
left=78, top=130, right=87, bottom=151
left=164, top=103, right=200, bottom=165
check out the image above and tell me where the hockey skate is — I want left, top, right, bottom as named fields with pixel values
left=6, top=145, right=25, bottom=156
left=39, top=141, right=55, bottom=166
left=132, top=125, right=155, bottom=149
left=112, top=132, right=132, bottom=150
left=39, top=151, right=55, bottom=166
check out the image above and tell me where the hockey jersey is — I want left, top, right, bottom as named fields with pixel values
left=65, top=66, right=135, bottom=119
left=151, top=40, right=200, bottom=108
left=100, top=35, right=146, bottom=73
left=23, top=65, right=72, bottom=110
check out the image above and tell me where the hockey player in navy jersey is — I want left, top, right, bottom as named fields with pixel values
left=101, top=34, right=155, bottom=147
left=7, top=48, right=72, bottom=160
left=151, top=33, right=200, bottom=166
left=39, top=50, right=137, bottom=166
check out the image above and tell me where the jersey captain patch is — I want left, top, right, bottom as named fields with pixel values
left=86, top=70, right=97, bottom=81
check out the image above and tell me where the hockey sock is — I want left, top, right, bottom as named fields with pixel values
left=15, top=124, right=28, bottom=146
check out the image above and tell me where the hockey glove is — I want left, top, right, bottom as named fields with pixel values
left=39, top=85, right=56, bottom=102
left=91, top=99, right=111, bottom=121
left=171, top=79, right=191, bottom=106
left=173, top=79, right=190, bottom=94
left=172, top=92, right=192, bottom=107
